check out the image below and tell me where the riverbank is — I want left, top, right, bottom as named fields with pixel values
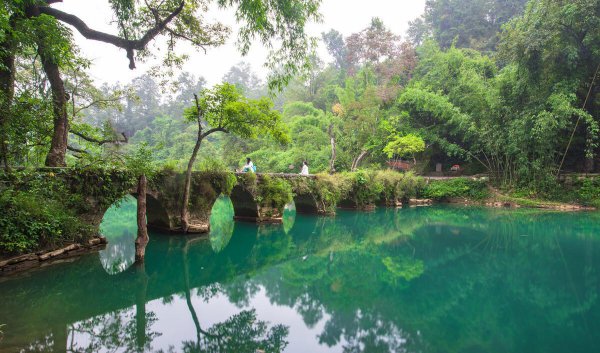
left=0, top=236, right=107, bottom=276
left=423, top=177, right=599, bottom=211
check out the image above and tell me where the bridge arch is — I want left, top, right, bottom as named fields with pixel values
left=230, top=184, right=261, bottom=221
left=128, top=190, right=173, bottom=232
left=292, top=193, right=321, bottom=214
left=145, top=193, right=172, bottom=231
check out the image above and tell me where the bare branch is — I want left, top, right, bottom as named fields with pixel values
left=67, top=145, right=88, bottom=154
left=36, top=1, right=185, bottom=69
left=73, top=97, right=124, bottom=115
left=71, top=130, right=128, bottom=145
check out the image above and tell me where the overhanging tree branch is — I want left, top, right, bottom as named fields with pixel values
left=37, top=1, right=185, bottom=69
left=67, top=145, right=88, bottom=154
left=70, top=130, right=128, bottom=145
left=201, top=127, right=228, bottom=139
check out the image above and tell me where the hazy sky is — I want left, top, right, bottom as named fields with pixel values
left=55, top=0, right=427, bottom=86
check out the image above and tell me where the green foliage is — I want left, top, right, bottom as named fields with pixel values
left=0, top=188, right=93, bottom=254
left=339, top=171, right=384, bottom=208
left=245, top=102, right=334, bottom=173
left=408, top=0, right=528, bottom=50
left=575, top=179, right=600, bottom=208
left=383, top=133, right=426, bottom=159
left=256, top=175, right=293, bottom=210
left=208, top=172, right=237, bottom=197
left=185, top=83, right=290, bottom=144
left=422, top=178, right=490, bottom=201
left=198, top=157, right=230, bottom=173
left=290, top=173, right=352, bottom=213
left=237, top=172, right=257, bottom=191
left=0, top=167, right=138, bottom=255
left=124, top=143, right=157, bottom=178
left=374, top=170, right=425, bottom=204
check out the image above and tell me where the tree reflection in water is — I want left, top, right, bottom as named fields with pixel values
left=3, top=206, right=600, bottom=353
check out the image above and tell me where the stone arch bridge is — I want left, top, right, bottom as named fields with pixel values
left=123, top=171, right=336, bottom=234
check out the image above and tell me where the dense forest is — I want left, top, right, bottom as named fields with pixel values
left=4, top=0, right=599, bottom=187
left=1, top=0, right=600, bottom=254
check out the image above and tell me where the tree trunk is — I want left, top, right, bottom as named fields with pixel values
left=351, top=150, right=369, bottom=172
left=328, top=123, right=336, bottom=174
left=181, top=133, right=203, bottom=233
left=135, top=262, right=148, bottom=351
left=135, top=174, right=149, bottom=262
left=39, top=48, right=69, bottom=167
left=0, top=30, right=15, bottom=171
left=182, top=243, right=202, bottom=350
left=181, top=95, right=204, bottom=233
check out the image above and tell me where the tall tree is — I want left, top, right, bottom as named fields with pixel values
left=223, top=62, right=263, bottom=98
left=346, top=18, right=402, bottom=72
left=180, top=83, right=288, bottom=232
left=3, top=0, right=320, bottom=167
left=408, top=0, right=528, bottom=51
left=499, top=0, right=600, bottom=173
left=322, top=29, right=347, bottom=70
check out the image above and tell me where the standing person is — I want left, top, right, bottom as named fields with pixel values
left=242, top=158, right=255, bottom=173
left=300, top=161, right=309, bottom=175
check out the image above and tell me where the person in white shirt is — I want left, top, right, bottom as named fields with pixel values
left=242, top=158, right=255, bottom=173
left=300, top=160, right=309, bottom=175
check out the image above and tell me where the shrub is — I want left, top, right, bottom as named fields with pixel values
left=0, top=167, right=137, bottom=256
left=0, top=188, right=94, bottom=255
left=199, top=157, right=230, bottom=173
left=256, top=175, right=293, bottom=210
left=422, top=178, right=490, bottom=201
left=575, top=178, right=600, bottom=208
left=237, top=172, right=257, bottom=191
left=339, top=171, right=384, bottom=208
left=313, top=173, right=353, bottom=212
left=374, top=170, right=425, bottom=204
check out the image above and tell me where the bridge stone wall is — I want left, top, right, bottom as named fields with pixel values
left=138, top=172, right=334, bottom=231
left=232, top=173, right=304, bottom=223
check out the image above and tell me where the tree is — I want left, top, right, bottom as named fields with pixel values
left=322, top=29, right=347, bottom=70
left=223, top=62, right=264, bottom=98
left=346, top=18, right=402, bottom=73
left=383, top=133, right=426, bottom=164
left=408, top=0, right=529, bottom=51
left=2, top=0, right=320, bottom=167
left=180, top=83, right=288, bottom=232
left=334, top=70, right=387, bottom=171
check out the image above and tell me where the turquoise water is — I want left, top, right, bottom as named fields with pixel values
left=2, top=197, right=600, bottom=352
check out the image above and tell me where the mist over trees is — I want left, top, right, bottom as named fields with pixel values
left=1, top=0, right=599, bottom=194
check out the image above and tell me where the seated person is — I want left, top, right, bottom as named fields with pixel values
left=242, top=158, right=256, bottom=173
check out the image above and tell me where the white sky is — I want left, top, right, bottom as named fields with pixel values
left=54, top=0, right=426, bottom=86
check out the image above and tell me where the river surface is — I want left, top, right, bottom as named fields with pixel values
left=2, top=196, right=600, bottom=352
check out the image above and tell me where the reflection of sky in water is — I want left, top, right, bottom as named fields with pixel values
left=70, top=285, right=342, bottom=353
left=99, top=195, right=137, bottom=275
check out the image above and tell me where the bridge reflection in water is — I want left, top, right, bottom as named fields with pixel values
left=2, top=204, right=600, bottom=352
